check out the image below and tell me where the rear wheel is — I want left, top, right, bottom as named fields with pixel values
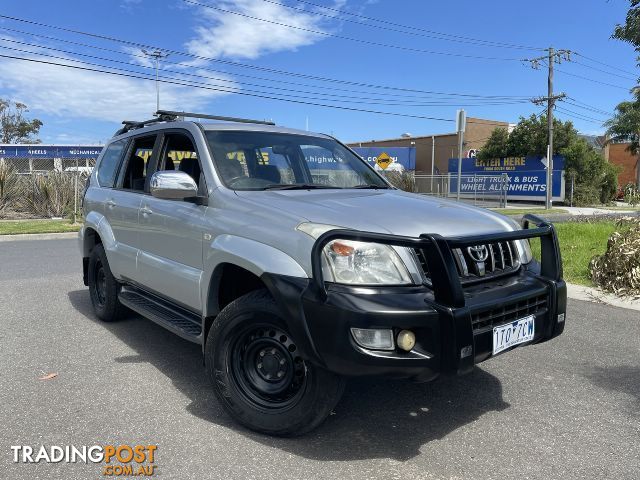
left=206, top=289, right=345, bottom=436
left=88, top=244, right=125, bottom=322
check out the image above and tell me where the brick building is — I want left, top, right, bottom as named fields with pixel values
left=604, top=142, right=640, bottom=187
left=347, top=117, right=511, bottom=174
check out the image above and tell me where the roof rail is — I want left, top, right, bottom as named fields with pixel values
left=156, top=110, right=275, bottom=126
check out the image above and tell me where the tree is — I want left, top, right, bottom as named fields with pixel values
left=506, top=114, right=576, bottom=156
left=612, top=0, right=640, bottom=54
left=605, top=95, right=640, bottom=154
left=0, top=99, right=42, bottom=144
left=479, top=114, right=579, bottom=159
left=479, top=116, right=617, bottom=204
left=477, top=127, right=508, bottom=161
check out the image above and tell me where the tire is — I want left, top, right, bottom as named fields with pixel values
left=206, top=289, right=345, bottom=436
left=88, top=243, right=125, bottom=322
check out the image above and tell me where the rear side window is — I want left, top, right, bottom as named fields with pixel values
left=97, top=140, right=127, bottom=187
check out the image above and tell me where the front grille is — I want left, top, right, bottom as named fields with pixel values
left=414, top=240, right=520, bottom=284
left=470, top=294, right=548, bottom=332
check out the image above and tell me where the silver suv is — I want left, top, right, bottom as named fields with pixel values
left=80, top=111, right=567, bottom=436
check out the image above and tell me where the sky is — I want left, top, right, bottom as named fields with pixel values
left=0, top=0, right=636, bottom=145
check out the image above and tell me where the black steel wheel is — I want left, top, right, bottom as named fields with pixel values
left=206, top=289, right=345, bottom=436
left=230, top=325, right=307, bottom=410
left=87, top=243, right=125, bottom=322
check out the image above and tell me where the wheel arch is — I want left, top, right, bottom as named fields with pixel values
left=202, top=234, right=307, bottom=318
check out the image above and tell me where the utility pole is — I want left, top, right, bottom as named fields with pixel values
left=142, top=49, right=170, bottom=113
left=525, top=47, right=571, bottom=209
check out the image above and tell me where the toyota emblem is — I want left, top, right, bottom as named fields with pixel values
left=467, top=245, right=489, bottom=262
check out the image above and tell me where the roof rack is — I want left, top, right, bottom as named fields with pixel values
left=156, top=110, right=275, bottom=126
left=114, top=111, right=177, bottom=136
left=114, top=110, right=275, bottom=136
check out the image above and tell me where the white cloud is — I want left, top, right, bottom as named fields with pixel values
left=120, top=0, right=143, bottom=13
left=0, top=1, right=350, bottom=128
left=184, top=0, right=338, bottom=61
left=0, top=54, right=234, bottom=122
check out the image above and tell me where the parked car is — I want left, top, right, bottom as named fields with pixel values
left=79, top=111, right=566, bottom=436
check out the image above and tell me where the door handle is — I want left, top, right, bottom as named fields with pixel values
left=106, top=199, right=116, bottom=209
left=140, top=206, right=153, bottom=216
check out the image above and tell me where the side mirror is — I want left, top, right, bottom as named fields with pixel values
left=150, top=171, right=198, bottom=200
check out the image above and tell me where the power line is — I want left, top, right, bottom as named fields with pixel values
left=0, top=52, right=462, bottom=122
left=564, top=98, right=611, bottom=117
left=554, top=67, right=631, bottom=90
left=555, top=106, right=606, bottom=124
left=571, top=58, right=637, bottom=82
left=0, top=41, right=532, bottom=108
left=0, top=51, right=520, bottom=127
left=0, top=28, right=532, bottom=102
left=0, top=20, right=534, bottom=99
left=574, top=52, right=638, bottom=78
left=182, top=0, right=523, bottom=61
left=255, top=0, right=544, bottom=51
left=555, top=106, right=607, bottom=123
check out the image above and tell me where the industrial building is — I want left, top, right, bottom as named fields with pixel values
left=604, top=141, right=640, bottom=188
left=347, top=117, right=511, bottom=174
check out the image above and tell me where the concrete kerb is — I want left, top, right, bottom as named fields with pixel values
left=0, top=232, right=78, bottom=242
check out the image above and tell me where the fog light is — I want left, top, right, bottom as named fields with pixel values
left=396, top=330, right=416, bottom=351
left=350, top=328, right=394, bottom=351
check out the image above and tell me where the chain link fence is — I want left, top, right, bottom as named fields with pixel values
left=384, top=172, right=509, bottom=208
left=0, top=157, right=95, bottom=220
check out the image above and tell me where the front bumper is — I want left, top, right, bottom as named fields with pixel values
left=263, top=214, right=567, bottom=382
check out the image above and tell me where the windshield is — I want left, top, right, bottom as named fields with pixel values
left=205, top=130, right=389, bottom=190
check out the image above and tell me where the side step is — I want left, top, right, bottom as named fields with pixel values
left=118, top=286, right=203, bottom=344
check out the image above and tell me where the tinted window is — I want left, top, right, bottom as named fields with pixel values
left=206, top=131, right=387, bottom=190
left=158, top=134, right=202, bottom=187
left=97, top=140, right=126, bottom=188
left=121, top=136, right=156, bottom=191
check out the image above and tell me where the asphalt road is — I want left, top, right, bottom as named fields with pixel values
left=0, top=237, right=638, bottom=480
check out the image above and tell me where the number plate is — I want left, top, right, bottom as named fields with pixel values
left=492, top=315, right=535, bottom=355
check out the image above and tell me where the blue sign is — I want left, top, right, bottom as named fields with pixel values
left=352, top=147, right=416, bottom=171
left=448, top=155, right=565, bottom=201
left=449, top=155, right=564, bottom=173
left=0, top=145, right=103, bottom=159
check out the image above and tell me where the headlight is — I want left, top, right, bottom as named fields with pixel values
left=323, top=239, right=412, bottom=285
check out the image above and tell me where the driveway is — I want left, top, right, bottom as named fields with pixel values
left=0, top=238, right=638, bottom=479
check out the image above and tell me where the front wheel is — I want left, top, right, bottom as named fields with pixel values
left=205, top=289, right=345, bottom=436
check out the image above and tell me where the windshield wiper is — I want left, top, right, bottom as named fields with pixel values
left=263, top=183, right=340, bottom=190
left=350, top=184, right=390, bottom=189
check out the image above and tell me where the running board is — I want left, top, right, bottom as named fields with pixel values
left=118, top=286, right=203, bottom=344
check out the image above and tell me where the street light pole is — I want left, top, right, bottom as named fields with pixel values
left=142, top=49, right=170, bottom=113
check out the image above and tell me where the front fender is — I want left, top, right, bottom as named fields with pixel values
left=202, top=234, right=307, bottom=317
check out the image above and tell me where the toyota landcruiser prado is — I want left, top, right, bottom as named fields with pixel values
left=79, top=111, right=566, bottom=436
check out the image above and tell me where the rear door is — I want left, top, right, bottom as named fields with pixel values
left=136, top=130, right=207, bottom=312
left=107, top=134, right=159, bottom=282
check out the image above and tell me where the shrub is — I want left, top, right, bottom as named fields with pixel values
left=26, top=172, right=76, bottom=218
left=0, top=162, right=24, bottom=218
left=623, top=183, right=640, bottom=206
left=382, top=170, right=415, bottom=192
left=590, top=217, right=640, bottom=298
